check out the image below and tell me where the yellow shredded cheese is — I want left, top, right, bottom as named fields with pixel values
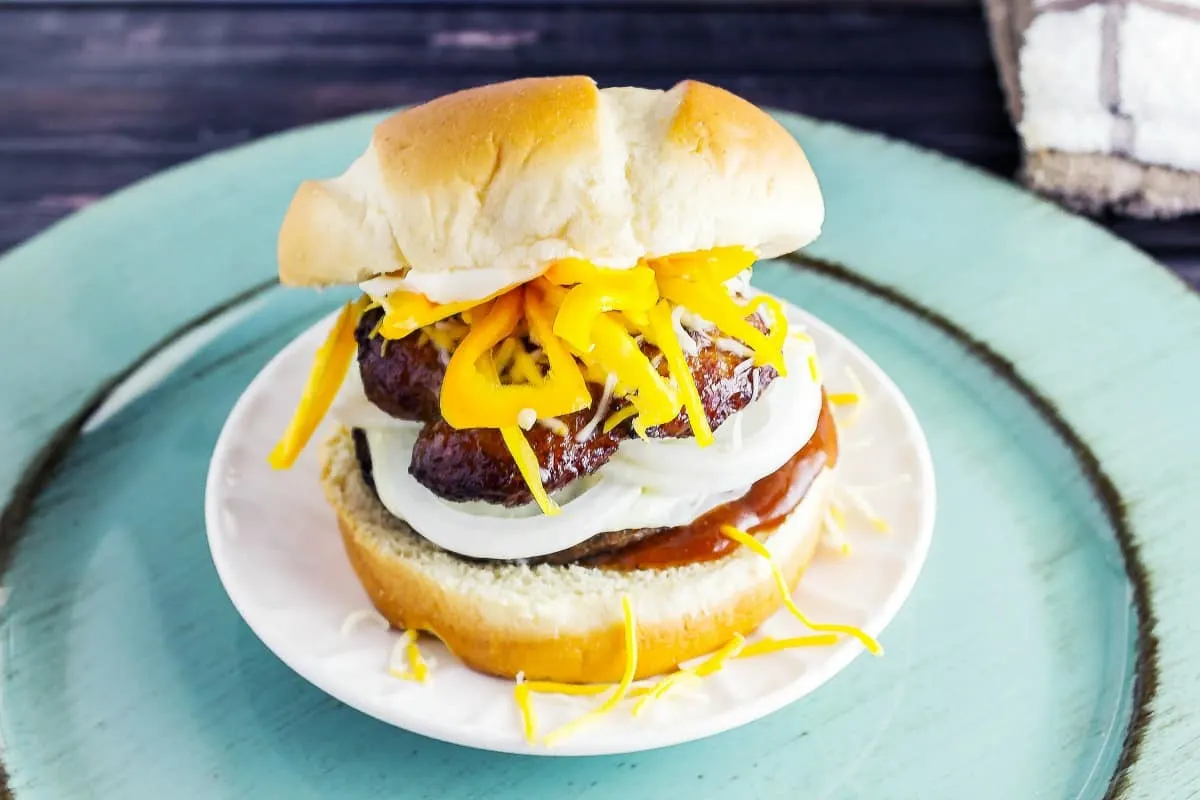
left=633, top=634, right=746, bottom=716
left=651, top=246, right=757, bottom=283
left=524, top=681, right=610, bottom=697
left=838, top=366, right=868, bottom=428
left=277, top=248, right=798, bottom=518
left=499, top=426, right=560, bottom=516
left=387, top=629, right=430, bottom=682
left=269, top=297, right=367, bottom=469
left=494, top=337, right=519, bottom=374
left=588, top=312, right=681, bottom=430
left=719, top=524, right=882, bottom=655
left=658, top=276, right=786, bottom=372
left=407, top=637, right=429, bottom=683
left=423, top=322, right=460, bottom=355
left=551, top=265, right=658, bottom=353
left=649, top=299, right=713, bottom=445
left=368, top=315, right=386, bottom=340
left=377, top=289, right=492, bottom=340
left=827, top=392, right=859, bottom=406
left=807, top=353, right=821, bottom=384
left=828, top=504, right=847, bottom=531
left=511, top=346, right=544, bottom=385
left=541, top=595, right=638, bottom=746
left=602, top=403, right=639, bottom=433
left=514, top=683, right=537, bottom=744
left=737, top=634, right=841, bottom=658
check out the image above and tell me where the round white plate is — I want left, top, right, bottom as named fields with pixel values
left=205, top=300, right=935, bottom=756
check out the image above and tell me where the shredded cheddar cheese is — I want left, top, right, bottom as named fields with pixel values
left=514, top=683, right=537, bottom=743
left=500, top=425, right=561, bottom=516
left=388, top=629, right=430, bottom=683
left=633, top=634, right=746, bottom=716
left=602, top=404, right=639, bottom=433
left=408, top=638, right=429, bottom=682
left=539, top=595, right=638, bottom=746
left=828, top=503, right=847, bottom=531
left=269, top=297, right=367, bottom=469
left=649, top=299, right=713, bottom=444
left=737, top=634, right=841, bottom=657
left=273, top=247, right=795, bottom=517
left=524, top=681, right=610, bottom=697
left=376, top=289, right=492, bottom=340
left=719, top=525, right=882, bottom=655
left=549, top=263, right=659, bottom=353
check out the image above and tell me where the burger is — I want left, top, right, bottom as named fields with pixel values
left=269, top=76, right=873, bottom=687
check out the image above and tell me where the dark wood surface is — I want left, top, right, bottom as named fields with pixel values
left=1, top=3, right=1198, bottom=289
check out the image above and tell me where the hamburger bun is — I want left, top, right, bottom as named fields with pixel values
left=279, top=77, right=823, bottom=302
left=321, top=426, right=835, bottom=684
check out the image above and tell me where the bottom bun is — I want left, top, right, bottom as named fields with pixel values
left=321, top=427, right=835, bottom=684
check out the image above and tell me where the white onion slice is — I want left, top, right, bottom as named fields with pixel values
left=366, top=428, right=644, bottom=560
left=363, top=427, right=756, bottom=560
left=598, top=340, right=821, bottom=495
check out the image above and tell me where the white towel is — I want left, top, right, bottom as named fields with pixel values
left=986, top=0, right=1200, bottom=217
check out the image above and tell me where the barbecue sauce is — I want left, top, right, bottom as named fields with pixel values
left=583, top=396, right=838, bottom=571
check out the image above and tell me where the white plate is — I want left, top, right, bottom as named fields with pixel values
left=205, top=300, right=935, bottom=756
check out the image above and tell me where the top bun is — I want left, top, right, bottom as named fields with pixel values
left=278, top=77, right=823, bottom=302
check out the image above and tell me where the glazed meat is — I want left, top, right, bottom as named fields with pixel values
left=355, top=308, right=779, bottom=506
left=356, top=308, right=443, bottom=422
left=409, top=397, right=623, bottom=506
left=644, top=333, right=778, bottom=439
left=529, top=525, right=667, bottom=565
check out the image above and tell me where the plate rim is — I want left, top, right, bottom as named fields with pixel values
left=1, top=105, right=1194, bottom=795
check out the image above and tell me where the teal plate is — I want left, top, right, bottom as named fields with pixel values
left=1, top=109, right=1198, bottom=799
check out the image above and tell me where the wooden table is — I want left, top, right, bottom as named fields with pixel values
left=2, top=2, right=1198, bottom=289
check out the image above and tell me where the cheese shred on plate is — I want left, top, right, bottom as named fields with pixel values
left=632, top=634, right=745, bottom=717
left=720, top=524, right=882, bottom=655
left=516, top=595, right=638, bottom=745
left=508, top=559, right=879, bottom=746
left=387, top=629, right=430, bottom=683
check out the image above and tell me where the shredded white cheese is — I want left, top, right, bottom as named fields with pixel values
left=340, top=608, right=389, bottom=636
left=537, top=417, right=570, bottom=437
left=575, top=373, right=618, bottom=442
left=715, top=337, right=754, bottom=358
left=671, top=305, right=700, bottom=356
left=517, top=408, right=537, bottom=431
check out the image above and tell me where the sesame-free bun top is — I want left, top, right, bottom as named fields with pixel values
left=278, top=76, right=824, bottom=303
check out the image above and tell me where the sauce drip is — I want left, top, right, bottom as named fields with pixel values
left=584, top=395, right=838, bottom=571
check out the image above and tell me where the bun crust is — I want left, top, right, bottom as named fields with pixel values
left=320, top=426, right=834, bottom=683
left=280, top=77, right=823, bottom=301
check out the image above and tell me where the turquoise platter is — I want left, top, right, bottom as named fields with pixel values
left=0, top=109, right=1197, bottom=798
